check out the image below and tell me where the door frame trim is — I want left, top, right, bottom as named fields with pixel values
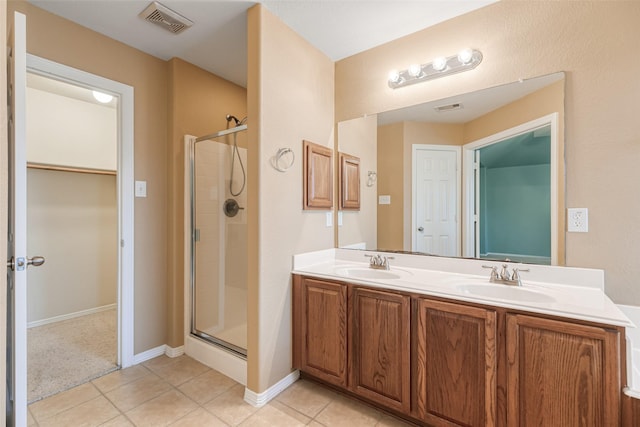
left=411, top=144, right=461, bottom=254
left=26, top=54, right=135, bottom=368
left=461, top=113, right=559, bottom=264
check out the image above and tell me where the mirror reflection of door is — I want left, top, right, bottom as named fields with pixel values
left=413, top=145, right=460, bottom=256
left=475, top=125, right=551, bottom=264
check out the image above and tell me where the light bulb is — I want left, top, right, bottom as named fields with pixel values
left=408, top=64, right=422, bottom=77
left=432, top=56, right=447, bottom=71
left=458, top=48, right=474, bottom=64
left=92, top=90, right=113, bottom=103
left=388, top=70, right=401, bottom=83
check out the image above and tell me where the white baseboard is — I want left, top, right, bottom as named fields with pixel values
left=165, top=345, right=185, bottom=358
left=27, top=303, right=117, bottom=329
left=133, top=345, right=167, bottom=365
left=244, top=370, right=300, bottom=408
left=132, top=344, right=186, bottom=365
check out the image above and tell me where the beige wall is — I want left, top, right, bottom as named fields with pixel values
left=377, top=123, right=404, bottom=250
left=463, top=80, right=564, bottom=144
left=8, top=0, right=169, bottom=353
left=166, top=58, right=247, bottom=348
left=27, top=169, right=117, bottom=323
left=247, top=5, right=335, bottom=392
left=337, top=115, right=377, bottom=249
left=336, top=2, right=640, bottom=304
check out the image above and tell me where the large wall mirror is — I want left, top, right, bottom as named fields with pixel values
left=336, top=72, right=565, bottom=265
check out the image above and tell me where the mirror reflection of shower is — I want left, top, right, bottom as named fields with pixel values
left=226, top=114, right=247, bottom=197
left=189, top=115, right=248, bottom=357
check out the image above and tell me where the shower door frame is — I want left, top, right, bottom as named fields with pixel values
left=188, top=125, right=248, bottom=358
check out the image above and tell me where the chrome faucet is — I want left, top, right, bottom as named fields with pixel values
left=482, top=264, right=529, bottom=286
left=365, top=254, right=394, bottom=270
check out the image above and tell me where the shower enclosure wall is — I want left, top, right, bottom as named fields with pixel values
left=186, top=124, right=248, bottom=365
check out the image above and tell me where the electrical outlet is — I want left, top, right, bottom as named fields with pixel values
left=567, top=208, right=588, bottom=232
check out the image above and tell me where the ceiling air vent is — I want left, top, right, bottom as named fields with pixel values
left=139, top=1, right=193, bottom=34
left=434, top=103, right=463, bottom=113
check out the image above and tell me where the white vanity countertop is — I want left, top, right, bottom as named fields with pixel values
left=292, top=248, right=634, bottom=328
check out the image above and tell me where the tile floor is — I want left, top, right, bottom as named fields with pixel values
left=27, top=354, right=414, bottom=426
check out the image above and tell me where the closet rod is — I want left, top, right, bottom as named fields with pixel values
left=27, top=162, right=116, bottom=176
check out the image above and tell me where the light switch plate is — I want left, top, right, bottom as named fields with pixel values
left=379, top=195, right=391, bottom=205
left=567, top=208, right=588, bottom=232
left=135, top=181, right=147, bottom=198
left=326, top=212, right=333, bottom=227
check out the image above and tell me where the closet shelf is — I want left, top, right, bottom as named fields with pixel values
left=27, top=162, right=116, bottom=176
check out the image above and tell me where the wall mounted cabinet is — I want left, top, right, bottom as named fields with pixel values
left=338, top=152, right=360, bottom=210
left=303, top=140, right=333, bottom=210
left=292, top=274, right=624, bottom=426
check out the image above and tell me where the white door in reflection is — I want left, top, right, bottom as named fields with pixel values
left=413, top=146, right=460, bottom=256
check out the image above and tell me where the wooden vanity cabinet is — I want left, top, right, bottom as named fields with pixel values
left=506, top=313, right=621, bottom=427
left=349, top=287, right=411, bottom=412
left=415, top=298, right=497, bottom=427
left=293, top=274, right=624, bottom=426
left=292, top=276, right=348, bottom=387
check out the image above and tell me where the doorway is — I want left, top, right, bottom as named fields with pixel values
left=462, top=114, right=559, bottom=264
left=8, top=52, right=135, bottom=417
left=25, top=72, right=120, bottom=402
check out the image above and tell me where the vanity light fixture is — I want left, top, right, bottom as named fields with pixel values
left=388, top=48, right=483, bottom=89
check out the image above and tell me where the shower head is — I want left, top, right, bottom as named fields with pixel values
left=226, top=114, right=247, bottom=127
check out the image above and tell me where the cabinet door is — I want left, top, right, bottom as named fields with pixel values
left=506, top=314, right=620, bottom=427
left=416, top=299, right=497, bottom=427
left=350, top=287, right=410, bottom=412
left=297, top=278, right=348, bottom=387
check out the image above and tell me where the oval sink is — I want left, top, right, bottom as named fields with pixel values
left=334, top=267, right=410, bottom=280
left=456, top=283, right=555, bottom=304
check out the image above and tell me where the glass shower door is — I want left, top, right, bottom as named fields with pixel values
left=190, top=133, right=247, bottom=357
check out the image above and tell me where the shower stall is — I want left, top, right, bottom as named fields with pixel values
left=186, top=118, right=248, bottom=368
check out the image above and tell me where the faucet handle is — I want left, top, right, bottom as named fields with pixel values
left=482, top=265, right=499, bottom=281
left=511, top=268, right=529, bottom=286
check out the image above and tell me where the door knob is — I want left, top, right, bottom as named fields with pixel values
left=27, top=256, right=45, bottom=267
left=7, top=256, right=45, bottom=271
left=418, top=227, right=424, bottom=232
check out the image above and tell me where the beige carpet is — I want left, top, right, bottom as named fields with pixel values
left=27, top=308, right=118, bottom=403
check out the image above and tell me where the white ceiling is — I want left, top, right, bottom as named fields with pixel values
left=27, top=0, right=496, bottom=88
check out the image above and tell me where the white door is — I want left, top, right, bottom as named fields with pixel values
left=7, top=11, right=35, bottom=427
left=413, top=147, right=459, bottom=256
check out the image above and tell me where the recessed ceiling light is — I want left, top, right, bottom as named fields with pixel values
left=92, top=91, right=113, bottom=103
